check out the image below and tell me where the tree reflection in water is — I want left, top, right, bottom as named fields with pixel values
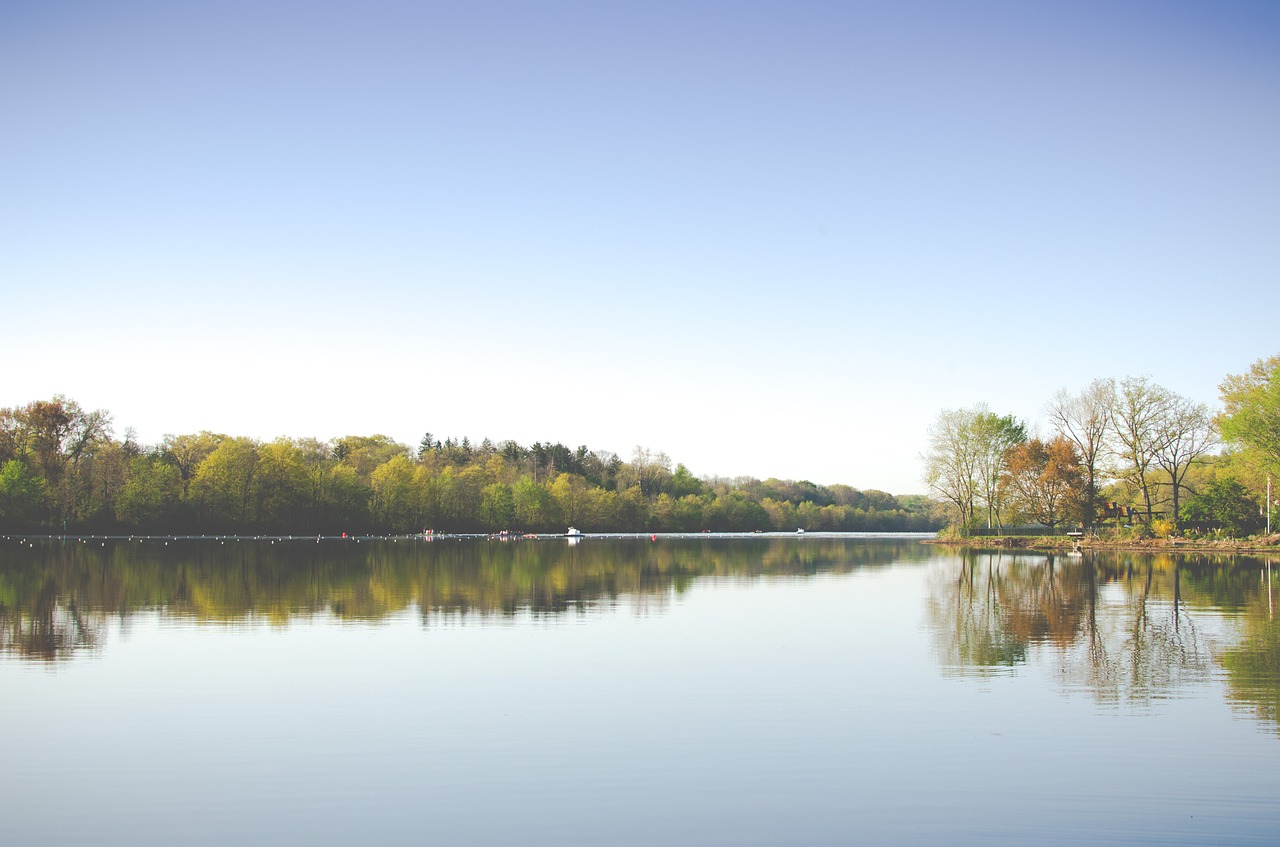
left=927, top=550, right=1280, bottom=733
left=0, top=535, right=925, bottom=662
left=1220, top=559, right=1280, bottom=732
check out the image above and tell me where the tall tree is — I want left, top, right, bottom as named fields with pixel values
left=117, top=456, right=182, bottom=529
left=370, top=454, right=419, bottom=530
left=1153, top=393, right=1217, bottom=530
left=1047, top=379, right=1115, bottom=530
left=0, top=459, right=46, bottom=529
left=480, top=482, right=515, bottom=530
left=191, top=437, right=261, bottom=527
left=334, top=434, right=410, bottom=482
left=669, top=463, right=703, bottom=498
left=1218, top=355, right=1280, bottom=475
left=162, top=432, right=224, bottom=498
left=1111, top=376, right=1172, bottom=524
left=513, top=475, right=555, bottom=528
left=972, top=410, right=1027, bottom=531
left=1001, top=436, right=1085, bottom=530
left=550, top=473, right=593, bottom=526
left=256, top=439, right=310, bottom=529
left=7, top=396, right=111, bottom=485
left=923, top=407, right=983, bottom=532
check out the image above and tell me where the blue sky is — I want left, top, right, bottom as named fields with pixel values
left=3, top=0, right=1277, bottom=494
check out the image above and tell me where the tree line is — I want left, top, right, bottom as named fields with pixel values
left=923, top=354, right=1280, bottom=537
left=0, top=400, right=938, bottom=534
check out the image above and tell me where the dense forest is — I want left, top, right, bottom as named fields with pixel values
left=923, top=354, right=1280, bottom=538
left=0, top=401, right=937, bottom=534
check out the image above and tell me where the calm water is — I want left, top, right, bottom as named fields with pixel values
left=2, top=535, right=1279, bottom=846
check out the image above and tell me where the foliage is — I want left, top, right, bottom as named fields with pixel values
left=0, top=460, right=46, bottom=529
left=923, top=407, right=982, bottom=532
left=923, top=355, right=1276, bottom=536
left=1001, top=436, right=1085, bottom=529
left=923, top=405, right=1026, bottom=533
left=1180, top=479, right=1262, bottom=538
left=0, top=396, right=948, bottom=534
left=117, top=457, right=181, bottom=528
left=1219, top=355, right=1280, bottom=475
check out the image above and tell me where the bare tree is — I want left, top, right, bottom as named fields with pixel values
left=1047, top=379, right=1115, bottom=530
left=1153, top=394, right=1217, bottom=529
left=924, top=407, right=982, bottom=532
left=1111, top=376, right=1173, bottom=524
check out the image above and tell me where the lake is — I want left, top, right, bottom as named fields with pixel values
left=2, top=534, right=1278, bottom=845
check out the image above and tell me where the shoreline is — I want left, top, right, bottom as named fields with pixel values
left=922, top=534, right=1280, bottom=555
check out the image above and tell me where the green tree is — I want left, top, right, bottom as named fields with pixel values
left=334, top=435, right=410, bottom=483
left=162, top=431, right=224, bottom=497
left=322, top=464, right=369, bottom=532
left=0, top=459, right=46, bottom=529
left=256, top=439, right=310, bottom=529
left=550, top=473, right=593, bottom=526
left=973, top=410, right=1027, bottom=531
left=513, top=476, right=556, bottom=529
left=81, top=440, right=131, bottom=527
left=480, top=482, right=515, bottom=530
left=673, top=494, right=705, bottom=531
left=370, top=454, right=418, bottom=530
left=117, top=456, right=182, bottom=529
left=1180, top=479, right=1261, bottom=537
left=703, top=490, right=767, bottom=531
left=191, top=437, right=261, bottom=527
left=650, top=492, right=677, bottom=530
left=761, top=497, right=798, bottom=531
left=1219, top=355, right=1280, bottom=475
left=669, top=463, right=703, bottom=498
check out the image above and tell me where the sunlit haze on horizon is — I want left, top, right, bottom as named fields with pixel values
left=3, top=0, right=1277, bottom=494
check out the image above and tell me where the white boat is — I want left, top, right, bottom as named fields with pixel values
left=566, top=527, right=583, bottom=537
left=796, top=528, right=805, bottom=534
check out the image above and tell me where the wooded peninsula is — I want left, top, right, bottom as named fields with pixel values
left=0, top=406, right=936, bottom=535
left=923, top=353, right=1280, bottom=543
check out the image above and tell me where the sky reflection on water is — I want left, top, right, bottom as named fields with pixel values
left=2, top=537, right=1279, bottom=846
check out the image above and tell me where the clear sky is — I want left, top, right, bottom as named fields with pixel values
left=3, top=0, right=1277, bottom=494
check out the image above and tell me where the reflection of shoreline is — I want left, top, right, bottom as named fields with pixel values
left=924, top=551, right=1280, bottom=735
left=924, top=536, right=1280, bottom=555
left=0, top=537, right=928, bottom=661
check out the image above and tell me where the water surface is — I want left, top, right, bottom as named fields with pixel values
left=2, top=536, right=1278, bottom=845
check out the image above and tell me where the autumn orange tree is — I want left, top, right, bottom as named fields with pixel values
left=1000, top=436, right=1086, bottom=530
